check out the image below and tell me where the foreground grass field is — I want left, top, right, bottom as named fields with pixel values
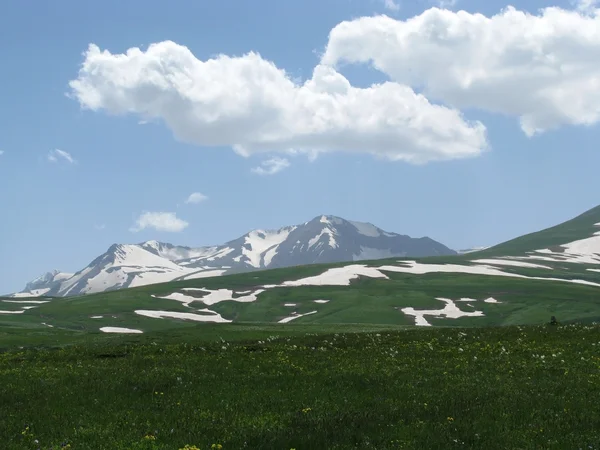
left=2, top=323, right=600, bottom=449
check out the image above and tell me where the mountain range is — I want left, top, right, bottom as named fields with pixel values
left=11, top=215, right=456, bottom=297
left=4, top=204, right=600, bottom=330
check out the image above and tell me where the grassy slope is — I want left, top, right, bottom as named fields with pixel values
left=1, top=324, right=600, bottom=449
left=475, top=204, right=600, bottom=257
left=4, top=204, right=600, bottom=342
left=3, top=266, right=600, bottom=348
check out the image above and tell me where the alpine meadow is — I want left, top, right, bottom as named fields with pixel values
left=3, top=1, right=600, bottom=449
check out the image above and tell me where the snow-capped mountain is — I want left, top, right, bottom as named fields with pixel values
left=12, top=215, right=456, bottom=297
left=8, top=269, right=74, bottom=298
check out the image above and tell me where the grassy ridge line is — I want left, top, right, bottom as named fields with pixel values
left=5, top=270, right=600, bottom=341
left=1, top=324, right=600, bottom=449
left=474, top=204, right=600, bottom=257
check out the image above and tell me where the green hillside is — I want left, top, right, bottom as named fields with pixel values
left=3, top=257, right=600, bottom=348
left=3, top=205, right=600, bottom=348
left=3, top=208, right=600, bottom=448
left=476, top=204, right=600, bottom=257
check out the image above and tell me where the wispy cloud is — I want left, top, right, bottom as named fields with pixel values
left=94, top=224, right=106, bottom=231
left=48, top=149, right=76, bottom=164
left=0, top=150, right=4, bottom=156
left=436, top=0, right=457, bottom=8
left=129, top=212, right=189, bottom=233
left=574, top=0, right=599, bottom=12
left=251, top=157, right=290, bottom=176
left=184, top=192, right=208, bottom=204
left=383, top=0, right=400, bottom=11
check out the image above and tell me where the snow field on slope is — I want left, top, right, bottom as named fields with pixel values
left=242, top=227, right=296, bottom=268
left=134, top=253, right=600, bottom=325
left=0, top=298, right=51, bottom=315
left=135, top=309, right=231, bottom=323
left=99, top=327, right=143, bottom=334
left=2, top=299, right=49, bottom=304
left=401, top=297, right=500, bottom=326
left=278, top=310, right=318, bottom=323
left=512, top=224, right=600, bottom=265
left=471, top=259, right=553, bottom=269
left=61, top=245, right=201, bottom=295
left=141, top=258, right=595, bottom=327
left=10, top=289, right=51, bottom=297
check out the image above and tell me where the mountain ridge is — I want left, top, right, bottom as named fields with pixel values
left=11, top=215, right=456, bottom=297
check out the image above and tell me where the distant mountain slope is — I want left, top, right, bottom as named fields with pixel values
left=478, top=205, right=600, bottom=264
left=8, top=250, right=600, bottom=333
left=11, top=215, right=456, bottom=297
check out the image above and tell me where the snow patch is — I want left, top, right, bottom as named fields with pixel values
left=152, top=292, right=200, bottom=307
left=308, top=227, right=338, bottom=249
left=99, top=327, right=143, bottom=333
left=472, top=259, right=553, bottom=270
left=0, top=310, right=25, bottom=314
left=278, top=310, right=318, bottom=323
left=401, top=298, right=486, bottom=326
left=181, top=269, right=228, bottom=280
left=176, top=288, right=265, bottom=305
left=313, top=299, right=330, bottom=303
left=9, top=290, right=50, bottom=298
left=320, top=215, right=344, bottom=225
left=484, top=297, right=501, bottom=303
left=377, top=261, right=600, bottom=288
left=90, top=315, right=103, bottom=319
left=135, top=309, right=231, bottom=323
left=284, top=303, right=297, bottom=307
left=2, top=299, right=50, bottom=304
left=242, top=227, right=295, bottom=268
left=457, top=246, right=490, bottom=254
left=282, top=264, right=388, bottom=286
left=524, top=229, right=600, bottom=264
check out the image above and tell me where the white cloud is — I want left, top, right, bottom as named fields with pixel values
left=68, top=41, right=487, bottom=165
left=383, top=0, right=400, bottom=12
left=321, top=6, right=600, bottom=136
left=0, top=150, right=4, bottom=156
left=48, top=149, right=75, bottom=164
left=184, top=192, right=208, bottom=204
left=251, top=157, right=290, bottom=175
left=94, top=224, right=106, bottom=231
left=130, top=212, right=189, bottom=233
left=435, top=0, right=457, bottom=7
left=574, top=0, right=599, bottom=13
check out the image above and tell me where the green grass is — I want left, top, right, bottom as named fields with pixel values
left=475, top=204, right=600, bottom=257
left=1, top=323, right=600, bottom=449
left=4, top=264, right=600, bottom=342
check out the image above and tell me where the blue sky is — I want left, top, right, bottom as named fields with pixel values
left=1, top=0, right=600, bottom=294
